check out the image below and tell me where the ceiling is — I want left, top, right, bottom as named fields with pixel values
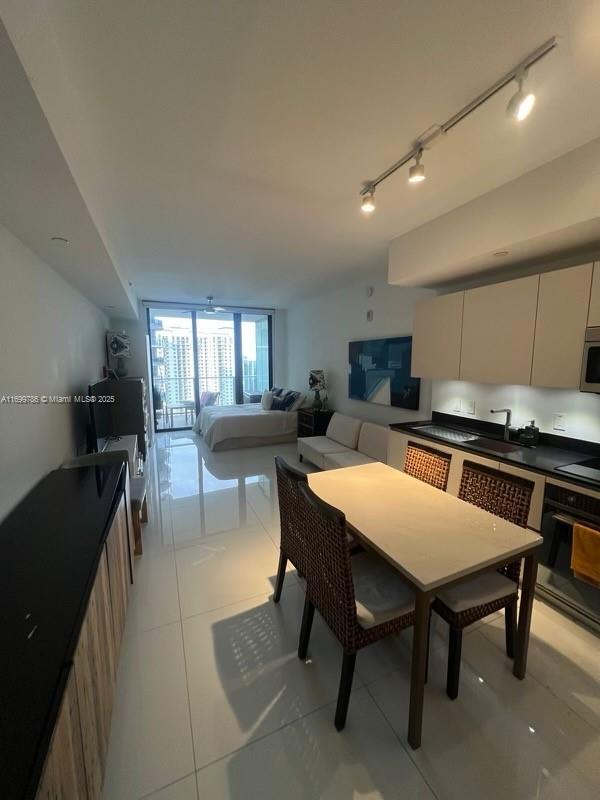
left=2, top=0, right=600, bottom=311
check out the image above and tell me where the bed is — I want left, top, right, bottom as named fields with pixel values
left=195, top=403, right=298, bottom=450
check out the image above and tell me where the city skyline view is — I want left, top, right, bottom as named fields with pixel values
left=149, top=310, right=270, bottom=427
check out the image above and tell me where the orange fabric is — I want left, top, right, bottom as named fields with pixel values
left=571, top=523, right=600, bottom=586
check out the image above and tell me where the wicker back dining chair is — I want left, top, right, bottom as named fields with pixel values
left=404, top=442, right=452, bottom=491
left=296, top=482, right=415, bottom=730
left=273, top=457, right=309, bottom=603
left=433, top=460, right=534, bottom=699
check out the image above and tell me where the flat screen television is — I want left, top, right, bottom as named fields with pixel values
left=88, top=378, right=113, bottom=452
left=348, top=336, right=420, bottom=410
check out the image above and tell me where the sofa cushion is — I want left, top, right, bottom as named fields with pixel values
left=325, top=413, right=362, bottom=449
left=297, top=436, right=352, bottom=469
left=323, top=451, right=376, bottom=470
left=357, top=422, right=388, bottom=463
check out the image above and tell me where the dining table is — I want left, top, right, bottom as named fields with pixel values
left=307, top=461, right=543, bottom=749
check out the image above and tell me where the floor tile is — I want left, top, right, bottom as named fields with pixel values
left=170, top=487, right=261, bottom=548
left=102, top=622, right=195, bottom=799
left=128, top=548, right=181, bottom=633
left=479, top=598, right=600, bottom=731
left=175, top=524, right=285, bottom=618
left=195, top=688, right=435, bottom=800
left=183, top=583, right=363, bottom=769
left=368, top=629, right=600, bottom=800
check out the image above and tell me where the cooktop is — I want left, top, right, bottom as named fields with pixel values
left=555, top=457, right=600, bottom=485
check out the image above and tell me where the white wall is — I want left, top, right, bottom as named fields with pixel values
left=287, top=269, right=433, bottom=426
left=0, top=224, right=108, bottom=521
left=432, top=380, right=600, bottom=443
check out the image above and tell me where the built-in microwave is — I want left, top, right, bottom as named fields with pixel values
left=580, top=327, right=600, bottom=393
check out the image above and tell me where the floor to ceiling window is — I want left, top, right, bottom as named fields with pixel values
left=147, top=305, right=273, bottom=431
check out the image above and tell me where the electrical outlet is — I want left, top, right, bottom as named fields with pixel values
left=553, top=413, right=566, bottom=432
left=463, top=399, right=476, bottom=415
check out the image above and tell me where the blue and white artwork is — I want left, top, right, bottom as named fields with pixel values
left=348, top=337, right=420, bottom=410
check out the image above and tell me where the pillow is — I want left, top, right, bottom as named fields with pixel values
left=272, top=390, right=301, bottom=411
left=270, top=386, right=284, bottom=397
left=261, top=390, right=273, bottom=410
left=289, top=391, right=305, bottom=412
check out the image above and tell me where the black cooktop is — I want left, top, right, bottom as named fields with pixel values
left=556, top=457, right=600, bottom=483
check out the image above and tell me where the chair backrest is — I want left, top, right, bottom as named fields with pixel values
left=458, top=461, right=533, bottom=527
left=404, top=441, right=451, bottom=491
left=357, top=423, right=388, bottom=462
left=296, top=482, right=357, bottom=649
left=325, top=413, right=362, bottom=449
left=275, top=457, right=308, bottom=573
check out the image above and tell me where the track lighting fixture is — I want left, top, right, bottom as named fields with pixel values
left=360, top=186, right=376, bottom=215
left=408, top=150, right=426, bottom=183
left=506, top=69, right=535, bottom=121
left=359, top=36, right=557, bottom=214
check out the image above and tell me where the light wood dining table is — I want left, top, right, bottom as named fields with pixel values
left=308, top=462, right=543, bottom=749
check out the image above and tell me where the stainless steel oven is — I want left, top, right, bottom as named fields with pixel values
left=580, top=326, right=600, bottom=392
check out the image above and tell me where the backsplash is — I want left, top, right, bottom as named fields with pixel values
left=432, top=381, right=600, bottom=443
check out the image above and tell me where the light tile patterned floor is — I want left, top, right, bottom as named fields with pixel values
left=102, top=432, right=600, bottom=799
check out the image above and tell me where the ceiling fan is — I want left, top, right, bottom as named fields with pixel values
left=201, top=296, right=227, bottom=314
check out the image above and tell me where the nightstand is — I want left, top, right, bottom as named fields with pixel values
left=297, top=408, right=334, bottom=438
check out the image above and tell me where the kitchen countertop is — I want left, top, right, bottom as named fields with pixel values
left=390, top=411, right=600, bottom=491
left=0, top=462, right=124, bottom=800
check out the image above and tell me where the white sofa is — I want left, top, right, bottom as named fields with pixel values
left=297, top=413, right=388, bottom=470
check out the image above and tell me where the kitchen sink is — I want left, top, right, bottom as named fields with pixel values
left=470, top=437, right=521, bottom=453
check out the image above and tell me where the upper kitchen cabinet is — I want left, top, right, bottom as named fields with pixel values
left=589, top=263, right=600, bottom=327
left=459, top=275, right=539, bottom=385
left=531, top=263, right=593, bottom=388
left=411, top=292, right=464, bottom=379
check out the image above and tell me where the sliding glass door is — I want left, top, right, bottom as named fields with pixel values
left=148, top=306, right=273, bottom=431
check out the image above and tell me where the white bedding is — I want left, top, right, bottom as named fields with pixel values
left=197, top=403, right=297, bottom=450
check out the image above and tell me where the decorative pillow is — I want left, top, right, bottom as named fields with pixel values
left=261, top=390, right=273, bottom=410
left=272, top=390, right=301, bottom=411
left=270, top=386, right=284, bottom=397
left=289, top=392, right=305, bottom=412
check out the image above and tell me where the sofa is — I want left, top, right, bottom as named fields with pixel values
left=297, top=412, right=388, bottom=470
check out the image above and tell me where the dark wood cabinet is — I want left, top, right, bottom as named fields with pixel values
left=297, top=408, right=334, bottom=438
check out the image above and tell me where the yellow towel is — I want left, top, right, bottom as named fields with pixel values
left=571, top=523, right=600, bottom=587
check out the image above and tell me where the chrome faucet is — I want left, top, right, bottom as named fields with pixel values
left=490, top=408, right=513, bottom=441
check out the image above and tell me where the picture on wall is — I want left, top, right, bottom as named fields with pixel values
left=348, top=336, right=420, bottom=410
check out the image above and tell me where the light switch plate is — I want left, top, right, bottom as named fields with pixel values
left=463, top=399, right=476, bottom=415
left=553, top=413, right=566, bottom=432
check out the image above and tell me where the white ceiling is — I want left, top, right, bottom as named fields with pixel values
left=2, top=0, right=600, bottom=310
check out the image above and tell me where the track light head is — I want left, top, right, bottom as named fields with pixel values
left=408, top=150, right=426, bottom=183
left=360, top=187, right=376, bottom=215
left=507, top=72, right=535, bottom=121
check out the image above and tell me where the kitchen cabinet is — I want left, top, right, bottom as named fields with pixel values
left=589, top=262, right=600, bottom=327
left=459, top=275, right=539, bottom=386
left=411, top=292, right=464, bottom=379
left=106, top=495, right=131, bottom=653
left=531, top=263, right=593, bottom=388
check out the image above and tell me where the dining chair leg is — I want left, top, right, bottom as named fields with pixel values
left=273, top=551, right=288, bottom=603
left=298, top=595, right=315, bottom=660
left=505, top=602, right=517, bottom=659
left=446, top=627, right=462, bottom=700
left=334, top=652, right=357, bottom=731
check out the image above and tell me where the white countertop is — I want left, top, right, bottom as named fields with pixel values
left=308, top=462, right=543, bottom=592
